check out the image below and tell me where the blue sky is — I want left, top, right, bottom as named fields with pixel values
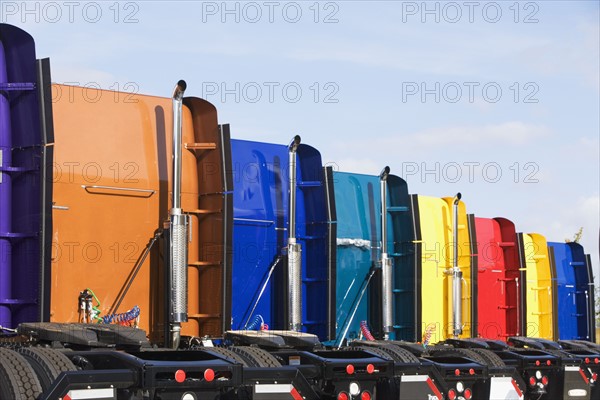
left=3, top=1, right=599, bottom=276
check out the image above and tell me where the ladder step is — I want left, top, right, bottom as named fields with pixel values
left=298, top=181, right=322, bottom=188
left=297, top=235, right=327, bottom=240
left=189, top=261, right=220, bottom=267
left=185, top=142, right=217, bottom=150
left=570, top=261, right=585, bottom=266
left=186, top=209, right=221, bottom=215
left=499, top=241, right=515, bottom=247
left=532, top=255, right=546, bottom=260
left=188, top=313, right=220, bottom=319
left=392, top=289, right=410, bottom=293
left=387, top=206, right=408, bottom=212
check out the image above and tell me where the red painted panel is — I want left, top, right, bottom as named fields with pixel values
left=475, top=217, right=520, bottom=339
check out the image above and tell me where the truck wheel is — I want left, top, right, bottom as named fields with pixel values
left=346, top=345, right=398, bottom=361
left=205, top=347, right=250, bottom=367
left=378, top=344, right=421, bottom=363
left=228, top=346, right=282, bottom=368
left=427, top=347, right=489, bottom=365
left=0, top=348, right=43, bottom=400
left=17, top=347, right=77, bottom=392
left=468, top=348, right=506, bottom=368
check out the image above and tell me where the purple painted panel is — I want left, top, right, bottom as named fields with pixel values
left=0, top=24, right=44, bottom=328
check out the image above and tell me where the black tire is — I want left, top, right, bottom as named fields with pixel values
left=428, top=347, right=489, bottom=365
left=0, top=348, right=43, bottom=400
left=468, top=348, right=506, bottom=368
left=352, top=343, right=421, bottom=363
left=204, top=347, right=250, bottom=367
left=228, top=346, right=282, bottom=368
left=17, top=347, right=77, bottom=392
left=346, top=346, right=398, bottom=362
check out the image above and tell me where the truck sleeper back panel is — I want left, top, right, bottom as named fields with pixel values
left=51, top=86, right=228, bottom=339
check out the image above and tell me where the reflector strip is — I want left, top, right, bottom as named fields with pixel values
left=579, top=368, right=590, bottom=385
left=400, top=375, right=429, bottom=382
left=566, top=366, right=581, bottom=371
left=255, top=384, right=295, bottom=393
left=63, top=388, right=116, bottom=399
left=426, top=377, right=444, bottom=400
left=254, top=384, right=302, bottom=400
left=511, top=379, right=523, bottom=398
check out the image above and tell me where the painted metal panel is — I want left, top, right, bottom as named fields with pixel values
left=519, top=233, right=555, bottom=340
left=230, top=139, right=288, bottom=332
left=230, top=140, right=330, bottom=339
left=296, top=145, right=329, bottom=339
left=475, top=217, right=506, bottom=339
left=332, top=172, right=380, bottom=343
left=495, top=217, right=521, bottom=337
left=414, top=195, right=472, bottom=342
left=50, top=86, right=229, bottom=340
left=548, top=242, right=578, bottom=340
left=475, top=217, right=521, bottom=339
left=565, top=242, right=593, bottom=341
left=387, top=175, right=417, bottom=341
left=0, top=24, right=48, bottom=328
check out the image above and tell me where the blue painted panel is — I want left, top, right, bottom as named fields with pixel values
left=387, top=175, right=417, bottom=341
left=548, top=242, right=578, bottom=339
left=333, top=172, right=380, bottom=343
left=230, top=139, right=288, bottom=331
left=297, top=145, right=329, bottom=339
left=568, top=242, right=593, bottom=340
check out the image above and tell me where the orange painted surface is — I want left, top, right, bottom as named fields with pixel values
left=50, top=85, right=223, bottom=341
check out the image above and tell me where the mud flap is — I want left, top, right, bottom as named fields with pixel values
left=399, top=375, right=443, bottom=400
left=489, top=376, right=524, bottom=400
left=563, top=365, right=591, bottom=399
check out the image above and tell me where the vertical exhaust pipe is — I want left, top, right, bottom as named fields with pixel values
left=169, top=80, right=188, bottom=348
left=287, top=135, right=302, bottom=331
left=379, top=166, right=393, bottom=340
left=452, top=193, right=463, bottom=338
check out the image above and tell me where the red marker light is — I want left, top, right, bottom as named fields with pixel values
left=529, top=377, right=536, bottom=386
left=535, top=360, right=541, bottom=366
left=454, top=369, right=460, bottom=376
left=337, top=393, right=349, bottom=400
left=346, top=364, right=355, bottom=375
left=469, top=368, right=475, bottom=375
left=361, top=391, right=372, bottom=400
left=204, top=368, right=215, bottom=382
left=464, top=388, right=473, bottom=400
left=175, top=369, right=186, bottom=383
left=448, top=389, right=457, bottom=400
left=546, top=360, right=551, bottom=366
left=541, top=376, right=549, bottom=385
left=595, top=358, right=599, bottom=364
left=585, top=358, right=590, bottom=364
left=366, top=364, right=375, bottom=374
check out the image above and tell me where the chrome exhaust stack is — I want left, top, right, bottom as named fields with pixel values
left=379, top=166, right=393, bottom=340
left=169, top=80, right=188, bottom=348
left=287, top=135, right=302, bottom=331
left=452, top=192, right=463, bottom=338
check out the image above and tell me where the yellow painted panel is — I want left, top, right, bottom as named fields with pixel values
left=417, top=195, right=472, bottom=342
left=522, top=233, right=554, bottom=340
